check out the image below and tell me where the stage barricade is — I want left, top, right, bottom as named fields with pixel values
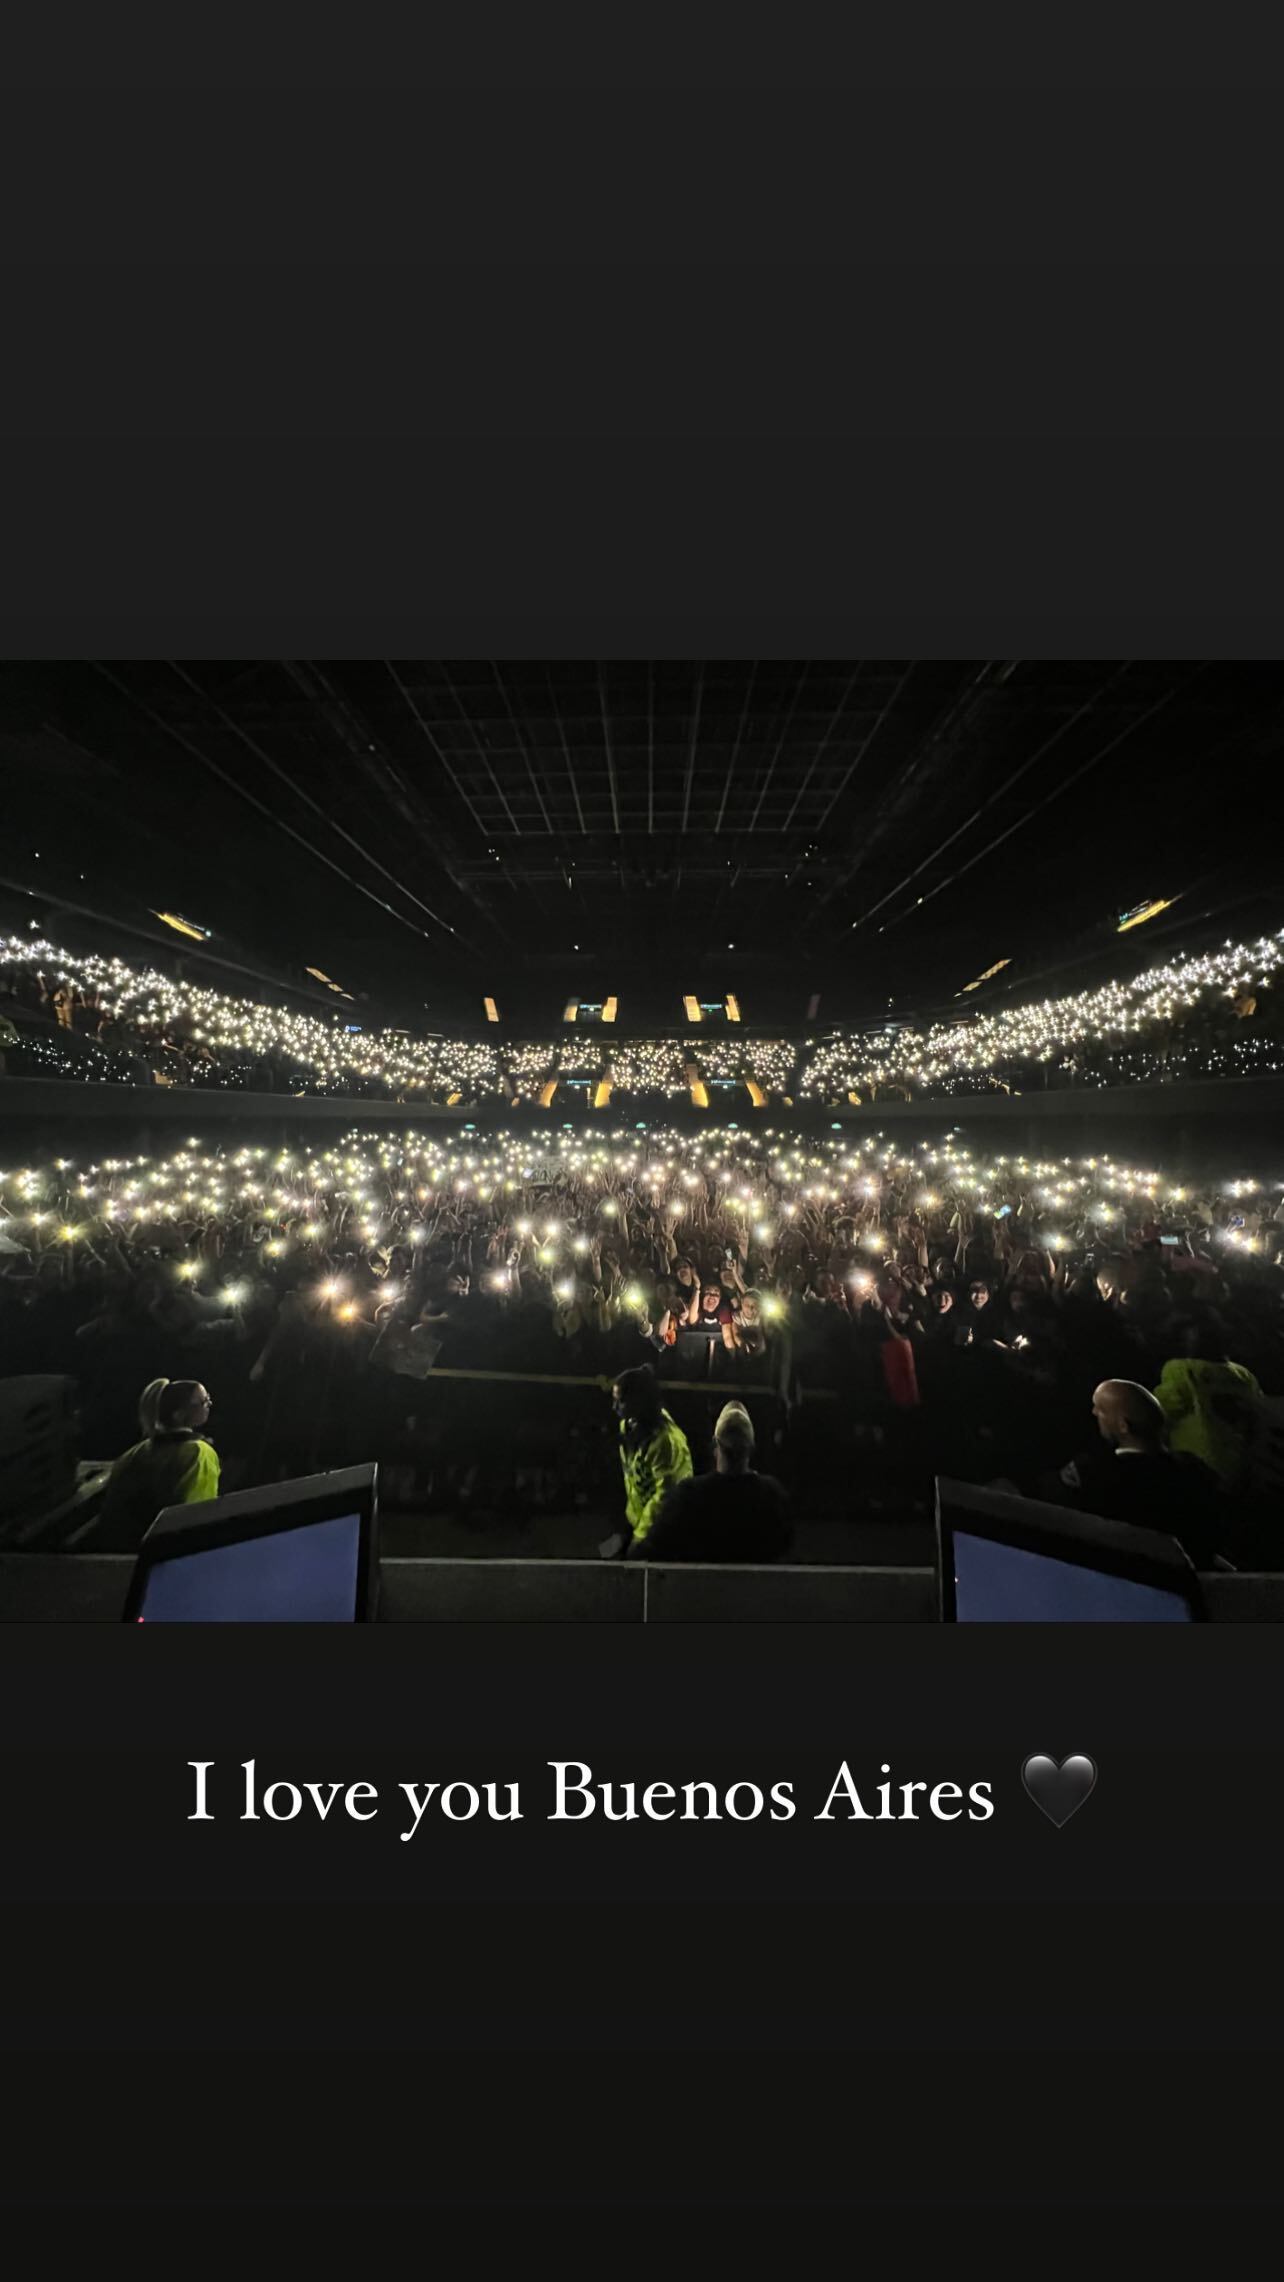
left=0, top=1550, right=936, bottom=1622
left=381, top=1557, right=642, bottom=1622
left=642, top=1563, right=935, bottom=1622
left=6, top=1550, right=1284, bottom=1622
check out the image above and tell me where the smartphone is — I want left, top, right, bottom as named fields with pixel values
left=996, top=1205, right=1012, bottom=1219
left=1160, top=1235, right=1180, bottom=1248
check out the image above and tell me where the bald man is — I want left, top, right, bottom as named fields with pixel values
left=643, top=1401, right=791, bottom=1564
left=1053, top=1377, right=1222, bottom=1568
left=1091, top=1378, right=1168, bottom=1449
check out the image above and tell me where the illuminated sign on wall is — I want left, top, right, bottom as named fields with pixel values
left=961, top=958, right=1011, bottom=993
left=306, top=968, right=354, bottom=995
left=154, top=912, right=211, bottom=941
left=1117, top=898, right=1177, bottom=933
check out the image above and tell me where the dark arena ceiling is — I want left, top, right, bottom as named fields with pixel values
left=2, top=660, right=1282, bottom=1034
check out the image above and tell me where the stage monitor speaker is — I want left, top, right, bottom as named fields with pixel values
left=123, top=1462, right=380, bottom=1622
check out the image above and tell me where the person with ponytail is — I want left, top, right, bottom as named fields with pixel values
left=138, top=1377, right=169, bottom=1437
left=95, top=1379, right=221, bottom=1551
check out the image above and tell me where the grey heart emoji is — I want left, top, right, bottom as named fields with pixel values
left=1022, top=1754, right=1097, bottom=1827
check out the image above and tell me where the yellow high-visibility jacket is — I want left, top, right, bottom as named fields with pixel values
left=619, top=1411, right=693, bottom=1545
left=1154, top=1357, right=1262, bottom=1491
left=98, top=1430, right=221, bottom=1551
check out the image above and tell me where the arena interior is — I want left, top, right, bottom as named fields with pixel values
left=2, top=660, right=1283, bottom=1620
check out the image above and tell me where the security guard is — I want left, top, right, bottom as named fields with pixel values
left=602, top=1363, right=692, bottom=1559
left=96, top=1378, right=221, bottom=1551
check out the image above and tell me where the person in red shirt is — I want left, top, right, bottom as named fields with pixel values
left=876, top=1304, right=921, bottom=1409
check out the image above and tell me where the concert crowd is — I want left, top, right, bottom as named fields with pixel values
left=2, top=1123, right=1280, bottom=1565
left=3, top=927, right=1283, bottom=1103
